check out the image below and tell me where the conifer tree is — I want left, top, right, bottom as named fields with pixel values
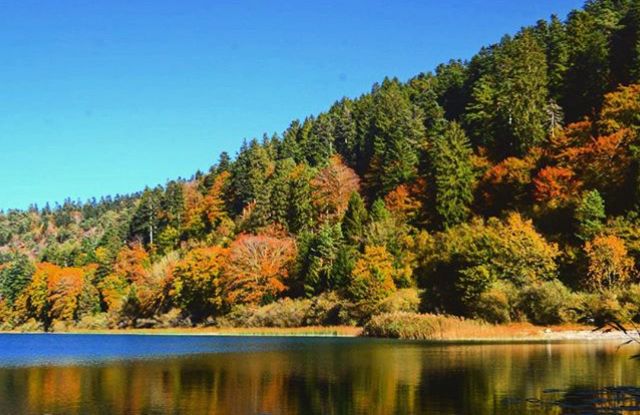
left=342, top=192, right=368, bottom=249
left=365, top=79, right=425, bottom=197
left=430, top=122, right=475, bottom=228
left=575, top=189, right=606, bottom=241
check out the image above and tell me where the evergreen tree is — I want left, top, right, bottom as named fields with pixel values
left=495, top=30, right=550, bottom=154
left=575, top=189, right=606, bottom=241
left=296, top=223, right=343, bottom=296
left=280, top=120, right=304, bottom=162
left=546, top=15, right=570, bottom=102
left=329, top=99, right=358, bottom=166
left=430, top=122, right=475, bottom=228
left=342, top=192, right=368, bottom=249
left=365, top=79, right=425, bottom=197
left=563, top=7, right=615, bottom=121
left=287, top=163, right=315, bottom=233
left=304, top=114, right=334, bottom=167
left=269, top=158, right=296, bottom=228
left=466, top=30, right=549, bottom=155
left=229, top=139, right=272, bottom=216
left=129, top=187, right=162, bottom=246
left=611, top=1, right=640, bottom=86
left=0, top=253, right=35, bottom=305
left=434, top=60, right=469, bottom=121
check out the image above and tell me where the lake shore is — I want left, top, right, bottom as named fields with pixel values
left=0, top=323, right=636, bottom=342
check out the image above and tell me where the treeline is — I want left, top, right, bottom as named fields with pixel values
left=2, top=0, right=640, bottom=330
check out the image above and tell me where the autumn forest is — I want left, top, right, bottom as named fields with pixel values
left=2, top=0, right=640, bottom=332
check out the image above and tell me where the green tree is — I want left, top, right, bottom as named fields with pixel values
left=342, top=192, right=368, bottom=249
left=575, top=190, right=606, bottom=241
left=0, top=254, right=35, bottom=305
left=296, top=223, right=344, bottom=296
left=365, top=79, right=425, bottom=197
left=430, top=122, right=475, bottom=228
left=304, top=114, right=334, bottom=167
left=563, top=5, right=617, bottom=121
left=129, top=187, right=162, bottom=247
left=465, top=30, right=549, bottom=155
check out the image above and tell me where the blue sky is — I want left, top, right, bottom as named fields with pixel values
left=0, top=0, right=584, bottom=210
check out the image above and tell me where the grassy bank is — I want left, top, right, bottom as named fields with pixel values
left=2, top=313, right=626, bottom=341
left=3, top=325, right=363, bottom=337
left=362, top=312, right=615, bottom=341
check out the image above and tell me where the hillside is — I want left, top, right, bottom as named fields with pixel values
left=2, top=0, right=640, bottom=331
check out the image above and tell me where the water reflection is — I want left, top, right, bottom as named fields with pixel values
left=0, top=337, right=638, bottom=414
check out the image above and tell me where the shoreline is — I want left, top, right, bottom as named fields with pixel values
left=0, top=324, right=636, bottom=342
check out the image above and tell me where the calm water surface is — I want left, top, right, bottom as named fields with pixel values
left=0, top=334, right=637, bottom=414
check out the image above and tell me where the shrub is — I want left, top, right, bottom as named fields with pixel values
left=517, top=280, right=574, bottom=325
left=336, top=289, right=421, bottom=326
left=155, top=308, right=189, bottom=328
left=575, top=290, right=631, bottom=324
left=75, top=313, right=110, bottom=330
left=50, top=320, right=72, bottom=332
left=217, top=293, right=351, bottom=327
left=619, top=284, right=640, bottom=320
left=375, top=288, right=421, bottom=314
left=304, top=292, right=343, bottom=325
left=217, top=298, right=311, bottom=328
left=473, top=281, right=515, bottom=324
left=15, top=318, right=44, bottom=332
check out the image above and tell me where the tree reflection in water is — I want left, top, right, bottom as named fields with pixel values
left=0, top=338, right=639, bottom=415
left=510, top=387, right=640, bottom=414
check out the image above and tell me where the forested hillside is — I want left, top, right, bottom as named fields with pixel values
left=2, top=0, right=640, bottom=331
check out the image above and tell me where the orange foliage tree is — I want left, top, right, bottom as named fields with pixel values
left=384, top=184, right=422, bottom=222
left=182, top=181, right=206, bottom=236
left=223, top=234, right=296, bottom=306
left=113, top=243, right=149, bottom=285
left=311, top=155, right=360, bottom=222
left=533, top=166, right=582, bottom=209
left=479, top=156, right=536, bottom=213
left=18, top=263, right=86, bottom=324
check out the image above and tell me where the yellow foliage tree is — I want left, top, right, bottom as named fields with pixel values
left=584, top=235, right=635, bottom=291
left=348, top=245, right=396, bottom=302
left=172, top=246, right=228, bottom=320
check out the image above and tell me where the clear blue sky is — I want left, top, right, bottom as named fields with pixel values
left=0, top=0, right=584, bottom=210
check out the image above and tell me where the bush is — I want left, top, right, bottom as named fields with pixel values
left=363, top=312, right=487, bottom=340
left=15, top=318, right=44, bottom=332
left=375, top=288, right=421, bottom=314
left=304, top=292, right=343, bottom=325
left=216, top=293, right=355, bottom=327
left=217, top=298, right=311, bottom=328
left=575, top=290, right=631, bottom=324
left=50, top=320, right=72, bottom=332
left=517, top=280, right=574, bottom=325
left=75, top=313, right=110, bottom=330
left=473, top=282, right=515, bottom=324
left=156, top=308, right=190, bottom=328
left=618, top=284, right=640, bottom=321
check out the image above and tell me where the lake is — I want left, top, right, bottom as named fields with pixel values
left=0, top=334, right=638, bottom=414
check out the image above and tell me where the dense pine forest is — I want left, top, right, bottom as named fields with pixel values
left=2, top=0, right=640, bottom=331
